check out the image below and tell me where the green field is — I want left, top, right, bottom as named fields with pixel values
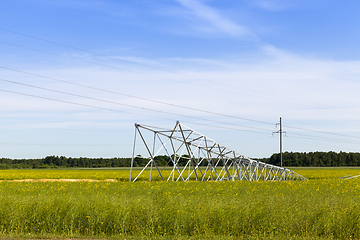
left=0, top=168, right=360, bottom=239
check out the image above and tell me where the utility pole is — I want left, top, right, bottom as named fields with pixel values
left=273, top=117, right=285, bottom=167
left=280, top=117, right=283, bottom=168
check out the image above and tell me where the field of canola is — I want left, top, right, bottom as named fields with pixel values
left=1, top=167, right=360, bottom=240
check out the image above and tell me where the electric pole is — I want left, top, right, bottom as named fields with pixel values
left=273, top=117, right=285, bottom=167
left=280, top=117, right=282, bottom=167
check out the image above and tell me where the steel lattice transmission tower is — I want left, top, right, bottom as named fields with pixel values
left=130, top=121, right=307, bottom=182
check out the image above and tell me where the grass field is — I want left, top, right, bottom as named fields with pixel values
left=0, top=167, right=360, bottom=239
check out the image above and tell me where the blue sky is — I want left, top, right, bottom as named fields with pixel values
left=1, top=0, right=360, bottom=159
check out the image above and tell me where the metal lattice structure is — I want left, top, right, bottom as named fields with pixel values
left=130, top=121, right=307, bottom=182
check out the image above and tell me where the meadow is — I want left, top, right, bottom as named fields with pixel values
left=0, top=167, right=360, bottom=239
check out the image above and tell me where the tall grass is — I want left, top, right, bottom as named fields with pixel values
left=0, top=168, right=360, bottom=239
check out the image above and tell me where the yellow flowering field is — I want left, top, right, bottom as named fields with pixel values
left=293, top=167, right=360, bottom=180
left=0, top=168, right=177, bottom=182
left=0, top=167, right=360, bottom=239
left=0, top=168, right=129, bottom=181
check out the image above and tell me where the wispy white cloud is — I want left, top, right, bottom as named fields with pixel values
left=4, top=46, right=360, bottom=121
left=3, top=49, right=360, bottom=157
left=253, top=0, right=297, bottom=11
left=176, top=0, right=258, bottom=39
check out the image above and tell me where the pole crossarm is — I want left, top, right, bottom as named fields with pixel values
left=130, top=121, right=307, bottom=182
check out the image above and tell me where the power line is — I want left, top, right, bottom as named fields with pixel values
left=2, top=86, right=360, bottom=148
left=2, top=28, right=360, bottom=143
left=289, top=131, right=360, bottom=142
left=0, top=88, right=166, bottom=119
left=3, top=70, right=360, bottom=142
left=0, top=28, right=275, bottom=92
left=0, top=40, right=215, bottom=89
left=0, top=77, right=276, bottom=133
left=0, top=40, right=321, bottom=112
left=0, top=143, right=130, bottom=147
left=3, top=65, right=360, bottom=142
left=0, top=65, right=275, bottom=126
left=2, top=47, right=360, bottom=139
left=284, top=138, right=341, bottom=151
left=284, top=125, right=360, bottom=140
left=0, top=88, right=273, bottom=136
left=180, top=121, right=271, bottom=135
left=1, top=29, right=359, bottom=115
left=287, top=134, right=360, bottom=144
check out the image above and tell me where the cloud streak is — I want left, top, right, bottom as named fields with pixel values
left=176, top=0, right=258, bottom=39
left=2, top=48, right=360, bottom=158
left=253, top=0, right=296, bottom=11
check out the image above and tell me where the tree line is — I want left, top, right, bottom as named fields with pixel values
left=262, top=151, right=360, bottom=167
left=0, top=155, right=197, bottom=169
left=1, top=151, right=360, bottom=169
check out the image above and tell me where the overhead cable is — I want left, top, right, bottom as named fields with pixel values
left=0, top=28, right=356, bottom=113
